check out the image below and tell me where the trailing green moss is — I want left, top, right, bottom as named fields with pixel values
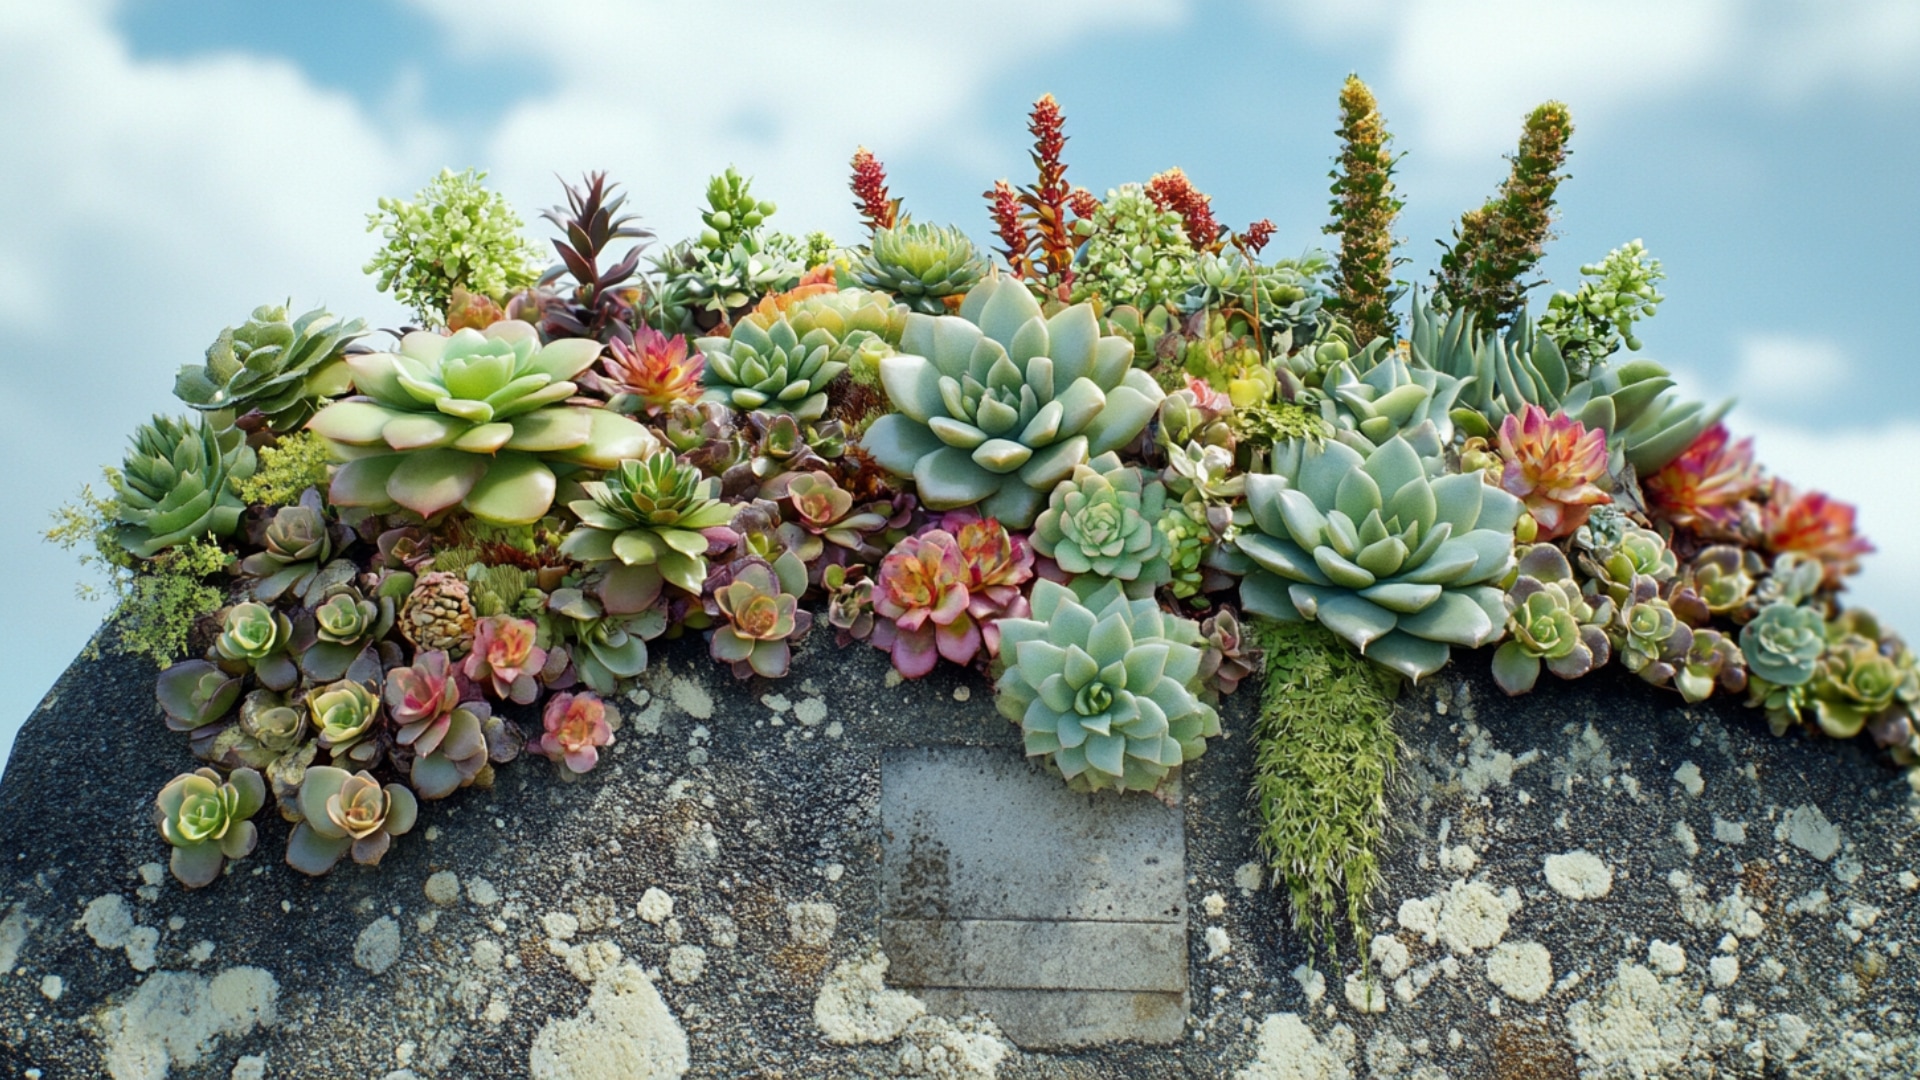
left=234, top=430, right=334, bottom=508
left=1248, top=617, right=1402, bottom=970
left=113, top=539, right=234, bottom=667
left=1323, top=75, right=1404, bottom=346
left=1436, top=101, right=1574, bottom=329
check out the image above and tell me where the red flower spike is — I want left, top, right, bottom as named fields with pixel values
left=985, top=179, right=1033, bottom=278
left=1642, top=424, right=1762, bottom=538
left=849, top=146, right=901, bottom=233
left=1146, top=167, right=1222, bottom=253
left=1068, top=186, right=1102, bottom=221
left=1762, top=480, right=1873, bottom=588
left=1239, top=219, right=1276, bottom=257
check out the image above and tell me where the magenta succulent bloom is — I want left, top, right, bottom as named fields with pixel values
left=585, top=325, right=705, bottom=418
left=462, top=616, right=548, bottom=705
left=1496, top=404, right=1611, bottom=541
left=535, top=692, right=614, bottom=775
left=947, top=513, right=1033, bottom=656
left=871, top=530, right=978, bottom=678
left=1643, top=423, right=1762, bottom=537
left=385, top=650, right=463, bottom=754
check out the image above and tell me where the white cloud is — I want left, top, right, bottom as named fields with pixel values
left=1734, top=334, right=1852, bottom=416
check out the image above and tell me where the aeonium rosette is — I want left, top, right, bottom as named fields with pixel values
left=463, top=615, right=548, bottom=704
left=871, top=514, right=1033, bottom=678
left=534, top=692, right=617, bottom=775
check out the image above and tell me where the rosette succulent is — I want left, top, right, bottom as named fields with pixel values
left=1762, top=481, right=1873, bottom=588
left=399, top=570, right=476, bottom=656
left=296, top=583, right=395, bottom=682
left=307, top=678, right=382, bottom=765
left=697, top=314, right=848, bottom=422
left=1680, top=545, right=1756, bottom=617
left=1491, top=545, right=1613, bottom=695
left=1677, top=629, right=1747, bottom=705
left=174, top=303, right=366, bottom=433
left=1739, top=603, right=1826, bottom=687
left=1612, top=576, right=1693, bottom=687
left=213, top=602, right=297, bottom=692
left=1238, top=435, right=1522, bottom=679
left=1493, top=404, right=1611, bottom=541
left=871, top=529, right=972, bottom=677
left=1808, top=635, right=1908, bottom=739
left=1642, top=424, right=1761, bottom=538
left=210, top=692, right=315, bottom=810
left=111, top=414, right=258, bottom=558
left=309, top=320, right=657, bottom=524
left=463, top=615, right=548, bottom=704
left=562, top=454, right=732, bottom=603
left=583, top=325, right=705, bottom=417
left=766, top=470, right=891, bottom=562
left=1031, top=452, right=1170, bottom=589
left=534, top=692, right=616, bottom=775
left=995, top=578, right=1221, bottom=794
left=858, top=223, right=988, bottom=314
left=862, top=276, right=1164, bottom=528
left=156, top=660, right=243, bottom=734
left=1315, top=352, right=1469, bottom=457
left=544, top=588, right=658, bottom=693
left=155, top=766, right=265, bottom=888
left=285, top=766, right=419, bottom=875
left=239, top=491, right=342, bottom=602
left=709, top=555, right=810, bottom=678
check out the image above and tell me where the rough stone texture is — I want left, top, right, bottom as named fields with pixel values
left=0, top=633, right=1917, bottom=1077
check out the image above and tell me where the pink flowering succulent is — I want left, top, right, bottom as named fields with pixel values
left=584, top=324, right=705, bottom=417
left=1762, top=480, right=1874, bottom=588
left=1643, top=424, right=1762, bottom=537
left=767, top=470, right=892, bottom=562
left=384, top=649, right=462, bottom=753
left=534, top=692, right=615, bottom=775
left=710, top=557, right=811, bottom=679
left=872, top=530, right=975, bottom=678
left=1495, top=404, right=1611, bottom=541
left=462, top=615, right=548, bottom=704
left=946, top=512, right=1033, bottom=655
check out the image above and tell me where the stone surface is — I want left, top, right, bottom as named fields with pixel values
left=0, top=632, right=1917, bottom=1077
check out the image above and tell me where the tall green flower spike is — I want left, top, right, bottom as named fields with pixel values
left=1238, top=434, right=1522, bottom=680
left=308, top=320, right=657, bottom=525
left=862, top=276, right=1165, bottom=529
left=995, top=578, right=1220, bottom=794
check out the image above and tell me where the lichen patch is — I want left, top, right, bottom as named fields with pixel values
left=1543, top=850, right=1613, bottom=900
left=100, top=966, right=278, bottom=1080
left=528, top=962, right=689, bottom=1079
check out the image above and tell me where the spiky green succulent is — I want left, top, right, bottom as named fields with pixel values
left=1031, top=452, right=1170, bottom=590
left=1237, top=434, right=1522, bottom=680
left=155, top=766, right=265, bottom=888
left=1068, top=185, right=1196, bottom=312
left=1313, top=351, right=1468, bottom=460
left=562, top=455, right=732, bottom=598
left=858, top=222, right=989, bottom=314
left=761, top=287, right=908, bottom=372
left=995, top=578, right=1220, bottom=793
left=1491, top=544, right=1613, bottom=695
left=862, top=276, right=1164, bottom=528
left=174, top=304, right=366, bottom=433
left=697, top=315, right=848, bottom=422
left=309, top=320, right=657, bottom=525
left=110, top=414, right=258, bottom=559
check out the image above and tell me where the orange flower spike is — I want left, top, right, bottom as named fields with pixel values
left=1643, top=424, right=1762, bottom=537
left=1495, top=404, right=1611, bottom=541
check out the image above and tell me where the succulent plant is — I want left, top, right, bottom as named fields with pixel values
left=1761, top=481, right=1873, bottom=589
left=709, top=555, right=810, bottom=678
left=1490, top=544, right=1614, bottom=695
left=286, top=582, right=392, bottom=682
left=1314, top=352, right=1468, bottom=459
left=213, top=602, right=298, bottom=692
left=174, top=304, right=366, bottom=433
left=1576, top=519, right=1679, bottom=608
left=1642, top=425, right=1761, bottom=539
left=111, top=414, right=258, bottom=558
left=1067, top=184, right=1196, bottom=312
left=696, top=314, right=848, bottom=422
left=528, top=171, right=653, bottom=344
left=1031, top=452, right=1170, bottom=590
left=399, top=570, right=476, bottom=657
left=648, top=168, right=804, bottom=330
left=1739, top=602, right=1827, bottom=686
left=1680, top=545, right=1757, bottom=618
left=1807, top=633, right=1910, bottom=740
left=155, top=766, right=265, bottom=888
left=464, top=615, right=548, bottom=704
left=544, top=588, right=659, bottom=693
left=156, top=660, right=243, bottom=734
left=1197, top=607, right=1258, bottom=702
left=945, top=511, right=1036, bottom=648
left=858, top=222, right=989, bottom=314
left=1238, top=435, right=1523, bottom=680
left=1159, top=502, right=1214, bottom=602
left=871, top=529, right=973, bottom=677
left=534, top=691, right=616, bottom=775
left=1163, top=441, right=1244, bottom=507
left=1493, top=404, right=1611, bottom=542
left=862, top=276, right=1164, bottom=528
left=365, top=168, right=543, bottom=325
left=1537, top=239, right=1665, bottom=376
left=765, top=470, right=890, bottom=563
left=1747, top=552, right=1824, bottom=615
left=238, top=490, right=343, bottom=603
left=285, top=766, right=419, bottom=875
left=823, top=563, right=876, bottom=644
left=234, top=689, right=311, bottom=757
left=1676, top=628, right=1747, bottom=705
left=309, top=320, right=657, bottom=525
left=562, top=454, right=733, bottom=602
left=307, top=678, right=382, bottom=765
left=582, top=326, right=705, bottom=417
left=1157, top=376, right=1235, bottom=451
left=385, top=648, right=459, bottom=739
left=1609, top=574, right=1693, bottom=687
left=994, top=578, right=1221, bottom=793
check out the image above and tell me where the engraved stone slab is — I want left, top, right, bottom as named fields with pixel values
left=879, top=746, right=1188, bottom=1048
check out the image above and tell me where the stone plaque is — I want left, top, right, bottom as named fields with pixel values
left=879, top=746, right=1188, bottom=1048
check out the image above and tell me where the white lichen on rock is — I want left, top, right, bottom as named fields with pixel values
left=1206, top=925, right=1232, bottom=961
left=354, top=917, right=403, bottom=976
left=1648, top=940, right=1687, bottom=976
left=667, top=945, right=706, bottom=985
left=1543, top=850, right=1613, bottom=900
left=101, top=967, right=278, bottom=1080
left=1234, top=1013, right=1356, bottom=1080
left=1407, top=881, right=1523, bottom=955
left=1672, top=761, right=1704, bottom=797
left=1485, top=941, right=1553, bottom=1003
left=1566, top=962, right=1703, bottom=1079
left=1343, top=973, right=1387, bottom=1014
left=424, top=871, right=461, bottom=907
left=636, top=888, right=674, bottom=925
left=814, top=952, right=926, bottom=1045
left=787, top=901, right=837, bottom=948
left=528, top=962, right=689, bottom=1079
left=0, top=902, right=38, bottom=974
left=1778, top=804, right=1841, bottom=861
left=891, top=1013, right=1012, bottom=1079
left=80, top=894, right=160, bottom=972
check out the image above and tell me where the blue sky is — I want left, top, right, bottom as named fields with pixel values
left=4, top=0, right=1919, bottom=771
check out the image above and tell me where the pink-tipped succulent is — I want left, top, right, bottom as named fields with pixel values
left=385, top=649, right=463, bottom=755
left=462, top=616, right=548, bottom=705
left=1643, top=424, right=1762, bottom=537
left=585, top=324, right=705, bottom=418
left=1495, top=404, right=1611, bottom=541
left=1762, top=480, right=1874, bottom=588
left=534, top=692, right=615, bottom=775
left=710, top=558, right=810, bottom=679
left=946, top=512, right=1034, bottom=656
left=871, top=530, right=977, bottom=678
left=768, top=470, right=891, bottom=562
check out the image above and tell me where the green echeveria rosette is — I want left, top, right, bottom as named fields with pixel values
left=562, top=454, right=734, bottom=599
left=1808, top=636, right=1908, bottom=739
left=155, top=766, right=265, bottom=888
left=1490, top=544, right=1613, bottom=695
left=1031, top=452, right=1171, bottom=594
left=1739, top=603, right=1826, bottom=686
left=858, top=222, right=989, bottom=315
left=995, top=578, right=1220, bottom=794
left=285, top=765, right=419, bottom=875
left=238, top=490, right=338, bottom=603
left=1237, top=434, right=1523, bottom=680
left=308, top=320, right=657, bottom=525
left=697, top=315, right=847, bottom=422
left=213, top=602, right=299, bottom=692
left=862, top=276, right=1166, bottom=529
left=111, top=414, right=258, bottom=559
left=173, top=304, right=366, bottom=433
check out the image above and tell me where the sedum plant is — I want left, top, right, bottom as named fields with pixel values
left=364, top=168, right=542, bottom=326
left=543, top=588, right=659, bottom=693
left=1031, top=452, right=1170, bottom=591
left=155, top=766, right=265, bottom=888
left=994, top=578, right=1221, bottom=794
left=1238, top=435, right=1522, bottom=680
left=562, top=454, right=732, bottom=604
left=310, top=320, right=656, bottom=525
left=213, top=601, right=298, bottom=692
left=697, top=313, right=848, bottom=422
left=858, top=222, right=989, bottom=314
left=1538, top=239, right=1664, bottom=377
left=111, top=414, right=258, bottom=559
left=174, top=303, right=366, bottom=433
left=862, top=276, right=1164, bottom=528
left=286, top=766, right=419, bottom=875
left=1491, top=545, right=1613, bottom=695
left=1068, top=183, right=1197, bottom=312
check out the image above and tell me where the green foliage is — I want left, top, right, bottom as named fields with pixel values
left=115, top=539, right=234, bottom=668
left=45, top=476, right=134, bottom=604
left=1435, top=102, right=1574, bottom=329
left=364, top=168, right=542, bottom=325
left=1070, top=184, right=1197, bottom=311
left=1233, top=398, right=1332, bottom=450
left=234, top=431, right=333, bottom=508
left=1248, top=618, right=1401, bottom=970
left=1323, top=75, right=1404, bottom=346
left=173, top=304, right=366, bottom=433
left=1538, top=239, right=1666, bottom=376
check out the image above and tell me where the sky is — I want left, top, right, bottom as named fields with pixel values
left=3, top=0, right=1918, bottom=772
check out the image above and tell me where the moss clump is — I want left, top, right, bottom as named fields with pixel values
left=1248, top=617, right=1402, bottom=969
left=234, top=430, right=333, bottom=508
left=114, top=539, right=234, bottom=667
